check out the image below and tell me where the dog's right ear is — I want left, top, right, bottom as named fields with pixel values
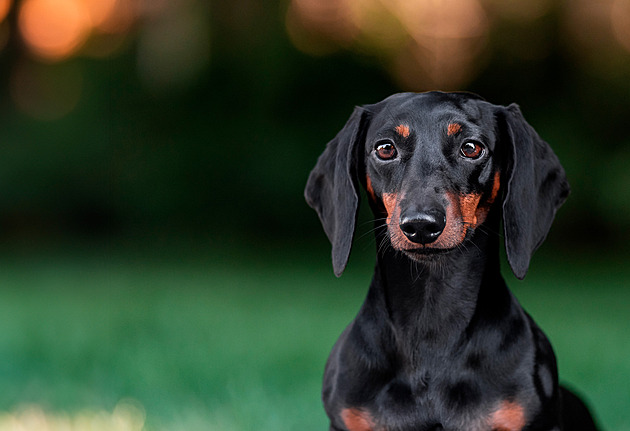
left=305, top=107, right=370, bottom=277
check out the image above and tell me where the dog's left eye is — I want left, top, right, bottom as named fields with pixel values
left=460, top=141, right=485, bottom=159
left=375, top=140, right=398, bottom=160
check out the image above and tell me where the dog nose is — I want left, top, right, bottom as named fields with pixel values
left=399, top=210, right=446, bottom=244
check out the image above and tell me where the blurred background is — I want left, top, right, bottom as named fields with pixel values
left=0, top=0, right=628, bottom=430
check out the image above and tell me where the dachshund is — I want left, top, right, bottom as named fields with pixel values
left=305, top=92, right=599, bottom=431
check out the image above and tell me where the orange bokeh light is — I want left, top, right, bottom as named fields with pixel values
left=286, top=0, right=359, bottom=55
left=286, top=0, right=490, bottom=88
left=612, top=0, right=630, bottom=53
left=80, top=0, right=118, bottom=29
left=81, top=0, right=136, bottom=35
left=0, top=0, right=11, bottom=23
left=19, top=0, right=92, bottom=61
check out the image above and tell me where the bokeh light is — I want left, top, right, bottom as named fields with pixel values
left=10, top=59, right=83, bottom=120
left=486, top=0, right=552, bottom=21
left=81, top=0, right=118, bottom=29
left=285, top=0, right=630, bottom=89
left=0, top=0, right=10, bottom=52
left=0, top=0, right=11, bottom=23
left=91, top=0, right=135, bottom=35
left=0, top=400, right=145, bottom=431
left=286, top=0, right=490, bottom=89
left=286, top=0, right=359, bottom=55
left=386, top=0, right=488, bottom=89
left=136, top=2, right=211, bottom=92
left=612, top=0, right=630, bottom=53
left=18, top=0, right=92, bottom=61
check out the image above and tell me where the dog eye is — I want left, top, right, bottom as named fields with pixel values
left=460, top=141, right=484, bottom=159
left=375, top=140, right=397, bottom=160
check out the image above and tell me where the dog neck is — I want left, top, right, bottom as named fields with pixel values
left=370, top=216, right=506, bottom=349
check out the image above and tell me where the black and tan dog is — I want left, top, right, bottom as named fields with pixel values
left=305, top=92, right=598, bottom=431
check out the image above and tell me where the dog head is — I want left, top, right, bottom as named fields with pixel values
left=305, top=92, right=569, bottom=279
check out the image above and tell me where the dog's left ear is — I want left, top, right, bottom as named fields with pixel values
left=500, top=104, right=570, bottom=280
left=305, top=107, right=370, bottom=277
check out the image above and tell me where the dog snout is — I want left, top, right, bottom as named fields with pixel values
left=399, top=208, right=446, bottom=245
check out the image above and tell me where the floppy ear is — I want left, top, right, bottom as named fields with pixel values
left=501, top=104, right=570, bottom=280
left=305, top=107, right=369, bottom=277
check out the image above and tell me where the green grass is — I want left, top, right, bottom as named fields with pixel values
left=0, top=243, right=627, bottom=430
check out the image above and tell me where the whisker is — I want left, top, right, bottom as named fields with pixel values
left=357, top=222, right=388, bottom=242
left=358, top=217, right=388, bottom=227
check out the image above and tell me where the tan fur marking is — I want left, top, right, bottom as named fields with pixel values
left=383, top=171, right=501, bottom=252
left=475, top=171, right=501, bottom=225
left=382, top=192, right=397, bottom=224
left=341, top=408, right=374, bottom=431
left=383, top=191, right=467, bottom=251
left=488, top=171, right=501, bottom=205
left=395, top=124, right=410, bottom=138
left=459, top=192, right=483, bottom=228
left=436, top=191, right=468, bottom=248
left=382, top=192, right=415, bottom=250
left=447, top=123, right=462, bottom=136
left=366, top=175, right=377, bottom=202
left=490, top=401, right=526, bottom=431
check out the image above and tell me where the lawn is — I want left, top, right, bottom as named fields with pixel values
left=0, top=242, right=627, bottom=430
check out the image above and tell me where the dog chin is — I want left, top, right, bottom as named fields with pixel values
left=401, top=246, right=457, bottom=262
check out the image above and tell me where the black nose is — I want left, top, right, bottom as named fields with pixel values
left=399, top=210, right=446, bottom=244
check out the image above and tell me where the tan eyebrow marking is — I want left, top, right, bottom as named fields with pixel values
left=395, top=124, right=410, bottom=138
left=447, top=123, right=462, bottom=136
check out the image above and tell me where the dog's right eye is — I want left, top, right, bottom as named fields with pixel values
left=375, top=140, right=397, bottom=160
